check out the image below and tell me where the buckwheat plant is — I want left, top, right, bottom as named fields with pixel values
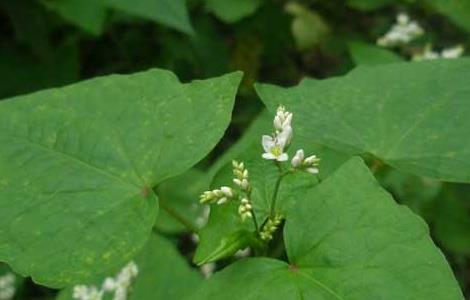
left=200, top=106, right=319, bottom=242
left=73, top=261, right=138, bottom=300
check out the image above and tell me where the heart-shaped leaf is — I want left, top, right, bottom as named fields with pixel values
left=0, top=69, right=242, bottom=287
left=189, top=158, right=464, bottom=299
left=257, top=59, right=470, bottom=182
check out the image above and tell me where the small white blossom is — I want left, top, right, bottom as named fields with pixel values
left=441, top=45, right=465, bottom=59
left=273, top=105, right=293, bottom=132
left=233, top=160, right=251, bottom=191
left=73, top=262, right=138, bottom=300
left=73, top=285, right=103, bottom=300
left=261, top=134, right=289, bottom=161
left=413, top=44, right=465, bottom=61
left=234, top=247, right=251, bottom=258
left=238, top=198, right=253, bottom=221
left=200, top=263, right=216, bottom=279
left=291, top=149, right=320, bottom=174
left=260, top=215, right=283, bottom=241
left=0, top=273, right=16, bottom=300
left=199, top=187, right=234, bottom=205
left=377, top=13, right=423, bottom=47
left=262, top=106, right=293, bottom=162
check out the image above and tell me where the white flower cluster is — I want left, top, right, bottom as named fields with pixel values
left=377, top=13, right=423, bottom=47
left=232, top=161, right=253, bottom=221
left=238, top=198, right=253, bottom=221
left=200, top=161, right=255, bottom=222
left=199, top=186, right=234, bottom=205
left=73, top=261, right=138, bottom=300
left=291, top=149, right=320, bottom=174
left=262, top=106, right=293, bottom=161
left=0, top=273, right=15, bottom=300
left=260, top=215, right=283, bottom=241
left=262, top=106, right=320, bottom=175
left=413, top=44, right=465, bottom=61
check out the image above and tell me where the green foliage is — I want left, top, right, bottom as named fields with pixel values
left=256, top=59, right=470, bottom=182
left=190, top=158, right=463, bottom=299
left=0, top=69, right=241, bottom=287
left=57, top=234, right=202, bottom=300
left=425, top=0, right=470, bottom=33
left=348, top=41, right=404, bottom=65
left=205, top=0, right=264, bottom=23
left=42, top=0, right=193, bottom=35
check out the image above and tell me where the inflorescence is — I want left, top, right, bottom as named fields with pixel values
left=199, top=105, right=320, bottom=242
left=0, top=273, right=16, bottom=300
left=73, top=261, right=138, bottom=300
left=377, top=12, right=465, bottom=60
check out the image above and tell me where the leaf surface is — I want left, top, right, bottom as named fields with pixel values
left=0, top=69, right=241, bottom=287
left=190, top=158, right=464, bottom=300
left=257, top=59, right=470, bottom=182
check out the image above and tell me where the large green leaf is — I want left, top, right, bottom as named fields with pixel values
left=190, top=158, right=463, bottom=299
left=205, top=0, right=263, bottom=23
left=58, top=234, right=202, bottom=300
left=0, top=69, right=242, bottom=287
left=256, top=59, right=470, bottom=183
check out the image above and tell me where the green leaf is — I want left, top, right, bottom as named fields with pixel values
left=42, top=0, right=107, bottom=36
left=190, top=158, right=464, bottom=299
left=0, top=69, right=242, bottom=287
left=105, top=0, right=194, bottom=35
left=348, top=41, right=404, bottom=66
left=57, top=234, right=202, bottom=300
left=196, top=110, right=350, bottom=264
left=433, top=185, right=470, bottom=255
left=155, top=168, right=209, bottom=234
left=285, top=2, right=330, bottom=51
left=256, top=59, right=470, bottom=183
left=425, top=0, right=470, bottom=33
left=41, top=0, right=194, bottom=35
left=205, top=0, right=263, bottom=23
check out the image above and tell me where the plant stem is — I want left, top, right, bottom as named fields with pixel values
left=158, top=199, right=199, bottom=233
left=269, top=173, right=286, bottom=218
left=251, top=210, right=259, bottom=233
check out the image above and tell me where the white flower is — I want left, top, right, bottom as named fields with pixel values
left=102, top=278, right=116, bottom=292
left=73, top=262, right=138, bottom=300
left=200, top=263, right=216, bottom=279
left=238, top=198, right=253, bottom=221
left=273, top=105, right=293, bottom=131
left=291, top=149, right=320, bottom=174
left=413, top=44, right=465, bottom=61
left=441, top=45, right=464, bottom=59
left=261, top=135, right=289, bottom=161
left=377, top=13, right=423, bottom=47
left=0, top=273, right=16, bottom=300
left=262, top=106, right=294, bottom=162
left=199, top=187, right=234, bottom=205
left=72, top=285, right=103, bottom=300
left=233, top=160, right=251, bottom=191
left=291, top=149, right=304, bottom=167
